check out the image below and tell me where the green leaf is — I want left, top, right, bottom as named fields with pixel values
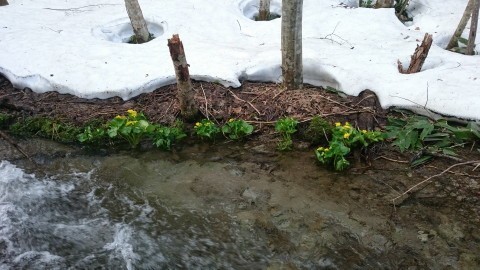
left=410, top=155, right=432, bottom=167
left=442, top=148, right=458, bottom=157
left=107, top=127, right=118, bottom=138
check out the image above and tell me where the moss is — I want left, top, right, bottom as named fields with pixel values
left=9, top=116, right=83, bottom=143
left=303, top=115, right=332, bottom=145
left=0, top=113, right=13, bottom=128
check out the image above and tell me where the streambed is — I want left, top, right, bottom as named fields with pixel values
left=0, top=139, right=479, bottom=269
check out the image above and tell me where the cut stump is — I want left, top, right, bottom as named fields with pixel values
left=167, top=34, right=198, bottom=121
left=398, top=33, right=433, bottom=74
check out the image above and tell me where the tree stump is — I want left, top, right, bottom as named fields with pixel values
left=0, top=0, right=8, bottom=6
left=398, top=33, right=433, bottom=74
left=167, top=34, right=198, bottom=121
left=349, top=90, right=385, bottom=131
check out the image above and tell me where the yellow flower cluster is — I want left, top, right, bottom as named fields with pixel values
left=336, top=122, right=352, bottom=139
left=126, top=120, right=137, bottom=126
left=127, top=109, right=137, bottom=118
left=115, top=115, right=126, bottom=120
left=229, top=118, right=235, bottom=123
left=195, top=121, right=213, bottom=129
left=316, top=146, right=330, bottom=152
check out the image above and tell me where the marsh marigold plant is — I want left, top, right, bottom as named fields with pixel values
left=315, top=122, right=384, bottom=171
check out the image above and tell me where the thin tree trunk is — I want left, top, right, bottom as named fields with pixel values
left=466, top=0, right=480, bottom=55
left=124, top=0, right=150, bottom=43
left=167, top=34, right=197, bottom=120
left=446, top=0, right=474, bottom=50
left=257, top=0, right=271, bottom=21
left=398, top=33, right=433, bottom=74
left=0, top=0, right=8, bottom=6
left=281, top=0, right=303, bottom=90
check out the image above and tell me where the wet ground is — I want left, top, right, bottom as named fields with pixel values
left=1, top=138, right=479, bottom=269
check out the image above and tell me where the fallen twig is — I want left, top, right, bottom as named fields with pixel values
left=0, top=130, right=35, bottom=163
left=376, top=155, right=409, bottom=164
left=228, top=89, right=263, bottom=116
left=392, top=160, right=480, bottom=206
left=200, top=83, right=209, bottom=120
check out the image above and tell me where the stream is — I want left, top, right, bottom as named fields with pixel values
left=0, top=139, right=479, bottom=269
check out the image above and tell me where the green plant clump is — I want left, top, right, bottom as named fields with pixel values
left=222, top=118, right=254, bottom=140
left=9, top=116, right=82, bottom=143
left=303, top=115, right=332, bottom=145
left=315, top=122, right=384, bottom=171
left=275, top=117, right=299, bottom=151
left=78, top=110, right=187, bottom=150
left=151, top=125, right=186, bottom=150
left=386, top=116, right=480, bottom=166
left=0, top=113, right=13, bottom=128
left=105, top=109, right=154, bottom=148
left=194, top=119, right=221, bottom=140
left=359, top=0, right=374, bottom=8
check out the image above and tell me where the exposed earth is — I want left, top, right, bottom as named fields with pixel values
left=0, top=74, right=480, bottom=268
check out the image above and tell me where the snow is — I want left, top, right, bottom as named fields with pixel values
left=0, top=0, right=479, bottom=120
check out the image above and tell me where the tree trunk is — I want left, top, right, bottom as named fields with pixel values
left=257, top=0, right=271, bottom=21
left=446, top=0, right=474, bottom=50
left=375, top=0, right=394, bottom=8
left=167, top=34, right=198, bottom=120
left=0, top=0, right=8, bottom=6
left=124, top=0, right=150, bottom=43
left=398, top=33, right=433, bottom=74
left=281, top=0, right=303, bottom=90
left=466, top=0, right=480, bottom=55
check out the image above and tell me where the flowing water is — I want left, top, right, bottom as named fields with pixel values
left=0, top=139, right=479, bottom=269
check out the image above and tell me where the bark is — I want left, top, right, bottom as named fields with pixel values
left=124, top=0, right=150, bottom=43
left=398, top=33, right=433, bottom=74
left=0, top=0, right=8, bottom=6
left=257, top=0, right=271, bottom=21
left=375, top=0, right=394, bottom=8
left=167, top=34, right=198, bottom=120
left=446, top=0, right=474, bottom=50
left=281, top=0, right=303, bottom=90
left=466, top=0, right=480, bottom=55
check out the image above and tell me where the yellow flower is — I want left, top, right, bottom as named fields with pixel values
left=335, top=122, right=341, bottom=127
left=317, top=146, right=324, bottom=151
left=127, top=109, right=137, bottom=117
left=126, top=120, right=137, bottom=126
left=345, top=122, right=350, bottom=126
left=362, top=130, right=367, bottom=134
left=343, top=133, right=351, bottom=139
left=115, top=115, right=126, bottom=119
left=324, top=148, right=330, bottom=152
left=229, top=118, right=235, bottom=123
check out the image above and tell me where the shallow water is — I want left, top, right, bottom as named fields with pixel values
left=0, top=140, right=479, bottom=269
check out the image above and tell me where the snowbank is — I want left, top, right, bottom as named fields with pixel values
left=0, top=0, right=479, bottom=120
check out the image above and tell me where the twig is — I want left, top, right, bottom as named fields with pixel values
left=376, top=156, right=409, bottom=163
left=272, top=89, right=286, bottom=100
left=0, top=130, right=35, bottom=163
left=392, top=160, right=480, bottom=206
left=228, top=89, right=263, bottom=116
left=200, top=83, right=209, bottom=120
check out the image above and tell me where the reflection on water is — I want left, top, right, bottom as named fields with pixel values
left=0, top=140, right=479, bottom=269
